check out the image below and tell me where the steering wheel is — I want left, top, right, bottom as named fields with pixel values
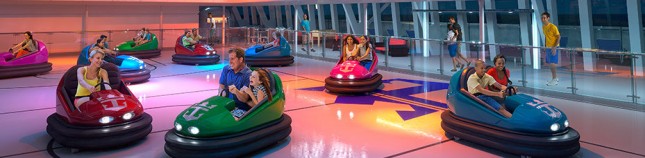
left=218, top=89, right=228, bottom=97
left=504, top=86, right=517, bottom=97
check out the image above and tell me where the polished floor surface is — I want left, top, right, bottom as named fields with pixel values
left=0, top=50, right=644, bottom=158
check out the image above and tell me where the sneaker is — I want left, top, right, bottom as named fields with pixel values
left=311, top=49, right=316, bottom=52
left=301, top=48, right=307, bottom=52
left=451, top=68, right=457, bottom=72
left=546, top=78, right=559, bottom=86
left=466, top=61, right=471, bottom=67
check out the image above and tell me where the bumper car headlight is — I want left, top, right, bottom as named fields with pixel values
left=188, top=126, right=200, bottom=135
left=564, top=120, right=569, bottom=128
left=348, top=75, right=355, bottom=80
left=175, top=123, right=183, bottom=131
left=139, top=65, right=144, bottom=70
left=550, top=123, right=560, bottom=132
left=122, top=112, right=135, bottom=120
left=206, top=52, right=211, bottom=55
left=336, top=74, right=343, bottom=79
left=99, top=116, right=114, bottom=124
left=115, top=48, right=119, bottom=51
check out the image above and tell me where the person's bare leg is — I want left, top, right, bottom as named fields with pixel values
left=452, top=57, right=458, bottom=70
left=550, top=63, right=557, bottom=79
left=498, top=106, right=513, bottom=118
left=74, top=97, right=90, bottom=111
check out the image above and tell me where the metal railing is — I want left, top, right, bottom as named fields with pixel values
left=233, top=27, right=644, bottom=105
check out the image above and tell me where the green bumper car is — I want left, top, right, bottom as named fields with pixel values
left=165, top=69, right=291, bottom=158
left=115, top=34, right=161, bottom=59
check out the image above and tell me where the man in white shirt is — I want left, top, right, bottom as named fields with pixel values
left=467, top=60, right=512, bottom=118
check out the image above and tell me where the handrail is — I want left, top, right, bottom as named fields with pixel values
left=247, top=27, right=644, bottom=56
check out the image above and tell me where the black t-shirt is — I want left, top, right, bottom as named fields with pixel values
left=450, top=23, right=463, bottom=41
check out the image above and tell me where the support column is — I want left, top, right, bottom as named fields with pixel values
left=275, top=6, right=283, bottom=27
left=412, top=2, right=422, bottom=55
left=285, top=5, right=293, bottom=29
left=421, top=2, right=430, bottom=57
left=363, top=3, right=368, bottom=35
left=391, top=2, right=402, bottom=37
left=478, top=0, right=485, bottom=60
left=456, top=0, right=470, bottom=58
left=531, top=0, right=545, bottom=69
left=579, top=0, right=595, bottom=71
left=317, top=4, right=326, bottom=30
left=627, top=0, right=644, bottom=76
left=429, top=1, right=442, bottom=56
left=307, top=5, right=318, bottom=30
left=294, top=5, right=300, bottom=52
left=484, top=0, right=498, bottom=61
left=518, top=0, right=531, bottom=66
left=342, top=3, right=363, bottom=34
left=330, top=4, right=339, bottom=31
left=251, top=6, right=257, bottom=25
left=372, top=3, right=381, bottom=36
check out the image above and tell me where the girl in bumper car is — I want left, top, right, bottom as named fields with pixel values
left=74, top=50, right=111, bottom=108
left=231, top=68, right=273, bottom=120
left=9, top=31, right=37, bottom=58
left=341, top=35, right=359, bottom=62
left=357, top=35, right=373, bottom=68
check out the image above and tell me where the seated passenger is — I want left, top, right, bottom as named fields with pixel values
left=182, top=30, right=197, bottom=50
left=9, top=31, right=37, bottom=58
left=191, top=28, right=203, bottom=41
left=75, top=50, right=112, bottom=109
left=341, top=35, right=359, bottom=62
left=255, top=32, right=281, bottom=52
left=236, top=68, right=273, bottom=121
left=135, top=28, right=152, bottom=46
left=486, top=54, right=512, bottom=90
left=468, top=60, right=512, bottom=118
left=219, top=48, right=252, bottom=119
left=357, top=35, right=373, bottom=68
left=132, top=28, right=146, bottom=43
left=99, top=35, right=109, bottom=48
left=92, top=38, right=122, bottom=66
left=264, top=32, right=281, bottom=48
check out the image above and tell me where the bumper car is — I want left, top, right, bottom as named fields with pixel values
left=244, top=36, right=293, bottom=67
left=324, top=36, right=382, bottom=94
left=441, top=67, right=580, bottom=157
left=0, top=40, right=52, bottom=79
left=46, top=63, right=152, bottom=149
left=77, top=45, right=151, bottom=83
left=115, top=34, right=161, bottom=59
left=172, top=36, right=220, bottom=65
left=165, top=69, right=291, bottom=158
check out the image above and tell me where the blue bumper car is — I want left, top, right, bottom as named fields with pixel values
left=244, top=37, right=293, bottom=67
left=77, top=45, right=151, bottom=83
left=441, top=67, right=580, bottom=157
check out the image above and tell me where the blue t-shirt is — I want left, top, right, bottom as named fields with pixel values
left=301, top=20, right=311, bottom=33
left=219, top=65, right=252, bottom=110
left=144, top=33, right=152, bottom=41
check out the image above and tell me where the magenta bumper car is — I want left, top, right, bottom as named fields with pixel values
left=324, top=37, right=382, bottom=94
left=0, top=40, right=52, bottom=79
